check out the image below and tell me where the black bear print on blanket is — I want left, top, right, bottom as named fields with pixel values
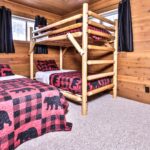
left=0, top=111, right=12, bottom=130
left=17, top=127, right=38, bottom=144
left=44, top=96, right=62, bottom=110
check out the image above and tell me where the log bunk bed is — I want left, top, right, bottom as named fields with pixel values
left=29, top=3, right=118, bottom=115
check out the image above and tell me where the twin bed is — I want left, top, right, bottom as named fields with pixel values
left=0, top=65, right=72, bottom=150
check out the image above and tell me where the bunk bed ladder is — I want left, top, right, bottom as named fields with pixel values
left=86, top=21, right=118, bottom=99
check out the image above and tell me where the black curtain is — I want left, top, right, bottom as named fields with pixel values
left=34, top=16, right=48, bottom=54
left=118, top=0, right=133, bottom=52
left=0, top=6, right=15, bottom=53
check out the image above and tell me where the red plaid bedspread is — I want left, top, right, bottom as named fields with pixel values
left=0, top=78, right=72, bottom=150
left=49, top=25, right=110, bottom=41
left=50, top=71, right=111, bottom=94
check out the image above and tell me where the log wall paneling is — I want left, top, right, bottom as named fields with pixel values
left=117, top=0, right=150, bottom=103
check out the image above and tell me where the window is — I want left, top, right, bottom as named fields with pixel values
left=12, top=16, right=34, bottom=41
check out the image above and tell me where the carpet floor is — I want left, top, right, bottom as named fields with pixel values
left=17, top=94, right=150, bottom=150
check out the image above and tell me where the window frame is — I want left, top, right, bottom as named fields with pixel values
left=12, top=15, right=34, bottom=42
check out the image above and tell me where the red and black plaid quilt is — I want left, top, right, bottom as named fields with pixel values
left=49, top=25, right=110, bottom=41
left=50, top=71, right=111, bottom=94
left=0, top=78, right=72, bottom=150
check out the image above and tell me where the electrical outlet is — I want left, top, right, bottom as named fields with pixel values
left=145, top=86, right=150, bottom=93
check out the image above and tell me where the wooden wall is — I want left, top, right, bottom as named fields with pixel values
left=118, top=0, right=150, bottom=103
left=0, top=1, right=61, bottom=77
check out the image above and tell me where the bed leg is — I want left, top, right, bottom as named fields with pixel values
left=82, top=3, right=88, bottom=115
left=113, top=20, right=118, bottom=99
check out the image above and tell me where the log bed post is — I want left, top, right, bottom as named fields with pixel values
left=60, top=47, right=63, bottom=70
left=82, top=3, right=88, bottom=115
left=29, top=27, right=35, bottom=79
left=113, top=20, right=118, bottom=98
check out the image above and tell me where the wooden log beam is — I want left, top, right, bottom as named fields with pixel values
left=87, top=60, right=114, bottom=65
left=60, top=47, right=63, bottom=70
left=36, top=32, right=82, bottom=44
left=61, top=90, right=82, bottom=102
left=33, top=23, right=82, bottom=39
left=87, top=84, right=114, bottom=96
left=88, top=72, right=114, bottom=81
left=113, top=20, right=118, bottom=98
left=82, top=3, right=88, bottom=115
left=62, top=47, right=68, bottom=56
left=88, top=45, right=114, bottom=51
left=29, top=27, right=35, bottom=79
left=33, top=14, right=83, bottom=34
left=88, top=11, right=115, bottom=25
left=67, top=33, right=84, bottom=56
left=88, top=20, right=115, bottom=32
left=88, top=29, right=114, bottom=39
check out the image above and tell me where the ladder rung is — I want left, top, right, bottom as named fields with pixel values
left=88, top=72, right=114, bottom=81
left=87, top=84, right=114, bottom=96
left=88, top=45, right=114, bottom=51
left=87, top=60, right=114, bottom=65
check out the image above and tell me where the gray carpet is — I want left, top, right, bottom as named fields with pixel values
left=17, top=95, right=150, bottom=150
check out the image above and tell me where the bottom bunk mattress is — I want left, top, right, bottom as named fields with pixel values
left=36, top=70, right=111, bottom=95
left=0, top=77, right=72, bottom=150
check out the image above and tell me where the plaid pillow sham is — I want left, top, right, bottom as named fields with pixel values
left=0, top=64, right=14, bottom=77
left=36, top=60, right=59, bottom=71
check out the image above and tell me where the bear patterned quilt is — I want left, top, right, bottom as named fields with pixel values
left=0, top=78, right=72, bottom=150
left=49, top=71, right=111, bottom=94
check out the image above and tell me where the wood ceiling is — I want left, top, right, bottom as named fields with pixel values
left=6, top=0, right=100, bottom=16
